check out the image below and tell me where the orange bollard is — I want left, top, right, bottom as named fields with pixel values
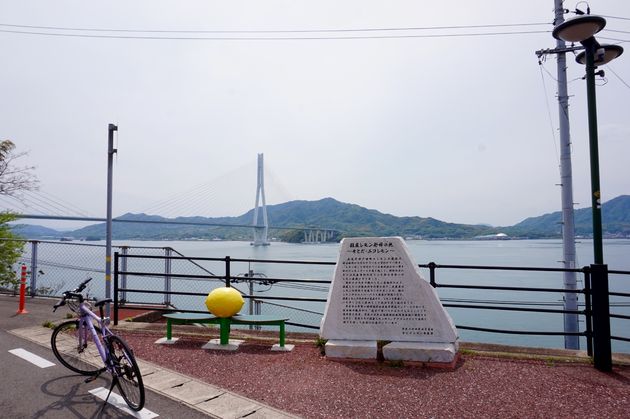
left=16, top=264, right=28, bottom=314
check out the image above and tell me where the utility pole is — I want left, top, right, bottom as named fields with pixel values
left=105, top=123, right=118, bottom=318
left=553, top=0, right=579, bottom=350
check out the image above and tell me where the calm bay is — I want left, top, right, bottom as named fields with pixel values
left=106, top=238, right=630, bottom=353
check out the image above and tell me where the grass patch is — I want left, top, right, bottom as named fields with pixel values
left=315, top=337, right=328, bottom=355
left=42, top=320, right=55, bottom=329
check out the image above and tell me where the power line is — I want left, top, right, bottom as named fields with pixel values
left=0, top=21, right=551, bottom=34
left=607, top=65, right=630, bottom=90
left=599, top=36, right=630, bottom=43
left=537, top=64, right=560, bottom=167
left=0, top=28, right=551, bottom=41
left=600, top=14, right=630, bottom=22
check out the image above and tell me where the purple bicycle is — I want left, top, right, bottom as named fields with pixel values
left=50, top=278, right=145, bottom=411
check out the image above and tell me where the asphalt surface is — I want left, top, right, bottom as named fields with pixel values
left=0, top=294, right=212, bottom=418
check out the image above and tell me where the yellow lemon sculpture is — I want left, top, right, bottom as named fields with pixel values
left=205, top=287, right=244, bottom=318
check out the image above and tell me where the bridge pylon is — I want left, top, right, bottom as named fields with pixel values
left=251, top=153, right=270, bottom=246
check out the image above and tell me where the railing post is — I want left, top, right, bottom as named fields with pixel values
left=114, top=252, right=119, bottom=326
left=583, top=267, right=593, bottom=357
left=120, top=246, right=128, bottom=303
left=254, top=300, right=262, bottom=330
left=591, top=263, right=611, bottom=372
left=428, top=262, right=437, bottom=287
left=164, top=247, right=172, bottom=306
left=248, top=271, right=254, bottom=316
left=225, top=256, right=231, bottom=287
left=29, top=240, right=38, bottom=297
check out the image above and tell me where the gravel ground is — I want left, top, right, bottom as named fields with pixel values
left=120, top=331, right=630, bottom=419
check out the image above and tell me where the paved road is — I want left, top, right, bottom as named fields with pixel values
left=0, top=294, right=211, bottom=418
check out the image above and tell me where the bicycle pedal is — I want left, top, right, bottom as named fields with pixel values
left=84, top=368, right=106, bottom=383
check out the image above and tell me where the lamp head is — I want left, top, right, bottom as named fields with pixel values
left=576, top=44, right=624, bottom=66
left=552, top=15, right=606, bottom=43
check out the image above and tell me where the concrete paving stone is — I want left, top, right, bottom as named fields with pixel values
left=30, top=334, right=53, bottom=345
left=135, top=360, right=160, bottom=376
left=142, top=369, right=191, bottom=391
left=195, top=392, right=260, bottom=419
left=246, top=407, right=301, bottom=419
left=13, top=326, right=50, bottom=339
left=162, top=380, right=224, bottom=405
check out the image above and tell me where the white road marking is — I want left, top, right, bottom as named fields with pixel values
left=89, top=387, right=158, bottom=418
left=8, top=348, right=55, bottom=368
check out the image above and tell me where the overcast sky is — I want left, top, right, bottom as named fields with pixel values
left=1, top=0, right=629, bottom=229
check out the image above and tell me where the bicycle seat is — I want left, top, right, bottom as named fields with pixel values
left=94, top=298, right=113, bottom=308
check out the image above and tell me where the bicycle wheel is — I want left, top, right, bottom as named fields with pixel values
left=51, top=320, right=103, bottom=375
left=108, top=335, right=145, bottom=411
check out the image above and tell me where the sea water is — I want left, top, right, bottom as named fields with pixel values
left=22, top=238, right=630, bottom=353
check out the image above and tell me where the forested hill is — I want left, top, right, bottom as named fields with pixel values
left=510, top=195, right=630, bottom=237
left=10, top=195, right=630, bottom=241
left=261, top=198, right=497, bottom=239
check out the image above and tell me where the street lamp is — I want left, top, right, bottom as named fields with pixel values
left=553, top=15, right=623, bottom=264
left=552, top=14, right=623, bottom=372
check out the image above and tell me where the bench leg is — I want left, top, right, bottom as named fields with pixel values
left=279, top=322, right=285, bottom=347
left=166, top=319, right=172, bottom=340
left=219, top=317, right=231, bottom=345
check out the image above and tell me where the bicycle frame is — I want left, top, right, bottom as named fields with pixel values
left=76, top=302, right=114, bottom=370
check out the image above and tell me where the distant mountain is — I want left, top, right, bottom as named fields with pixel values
left=510, top=195, right=630, bottom=238
left=259, top=198, right=497, bottom=239
left=57, top=198, right=500, bottom=242
left=11, top=224, right=63, bottom=238
left=69, top=212, right=253, bottom=241
left=10, top=195, right=630, bottom=241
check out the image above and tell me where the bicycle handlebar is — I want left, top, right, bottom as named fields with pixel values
left=53, top=278, right=93, bottom=312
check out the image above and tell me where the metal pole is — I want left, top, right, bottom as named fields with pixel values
left=583, top=267, right=593, bottom=357
left=248, top=269, right=254, bottom=316
left=29, top=240, right=38, bottom=297
left=225, top=256, right=231, bottom=287
left=584, top=43, right=604, bottom=265
left=248, top=269, right=254, bottom=330
left=591, top=263, right=611, bottom=371
left=583, top=41, right=611, bottom=371
left=554, top=0, right=579, bottom=350
left=105, top=123, right=117, bottom=317
left=164, top=247, right=172, bottom=305
left=114, top=252, right=119, bottom=326
left=120, top=246, right=128, bottom=303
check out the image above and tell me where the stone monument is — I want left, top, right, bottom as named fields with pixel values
left=320, top=237, right=458, bottom=363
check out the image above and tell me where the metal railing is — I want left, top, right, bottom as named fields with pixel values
left=113, top=253, right=335, bottom=331
left=3, top=239, right=629, bottom=368
left=421, top=262, right=593, bottom=355
left=111, top=252, right=630, bottom=355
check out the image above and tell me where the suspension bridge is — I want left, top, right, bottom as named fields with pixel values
left=4, top=153, right=338, bottom=245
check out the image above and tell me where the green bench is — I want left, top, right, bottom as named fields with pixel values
left=160, top=312, right=291, bottom=350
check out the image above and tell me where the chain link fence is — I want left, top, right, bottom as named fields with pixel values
left=2, top=239, right=333, bottom=331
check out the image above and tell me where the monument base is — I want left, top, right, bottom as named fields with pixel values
left=325, top=340, right=377, bottom=360
left=383, top=341, right=458, bottom=363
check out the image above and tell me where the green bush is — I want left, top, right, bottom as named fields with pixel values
left=0, top=212, right=24, bottom=288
